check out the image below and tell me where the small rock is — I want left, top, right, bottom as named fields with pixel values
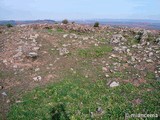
left=155, top=38, right=160, bottom=45
left=35, top=68, right=40, bottom=72
left=32, top=47, right=40, bottom=51
left=111, top=34, right=127, bottom=44
left=110, top=81, right=119, bottom=87
left=96, top=107, right=103, bottom=113
left=146, top=59, right=153, bottom=63
left=105, top=74, right=110, bottom=78
left=6, top=99, right=10, bottom=103
left=13, top=65, right=18, bottom=69
left=33, top=76, right=42, bottom=82
left=28, top=52, right=38, bottom=58
left=102, top=67, right=108, bottom=72
left=131, top=56, right=136, bottom=62
left=148, top=52, right=153, bottom=58
left=63, top=34, right=68, bottom=38
left=0, top=86, right=3, bottom=90
left=59, top=48, right=69, bottom=56
left=2, top=92, right=7, bottom=96
left=13, top=51, right=23, bottom=58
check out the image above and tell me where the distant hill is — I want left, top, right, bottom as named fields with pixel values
left=1, top=19, right=160, bottom=30
left=75, top=19, right=160, bottom=30
left=0, top=20, right=56, bottom=25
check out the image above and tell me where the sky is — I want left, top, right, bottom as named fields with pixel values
left=0, top=0, right=160, bottom=20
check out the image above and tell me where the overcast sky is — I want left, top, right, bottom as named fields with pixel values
left=0, top=0, right=160, bottom=20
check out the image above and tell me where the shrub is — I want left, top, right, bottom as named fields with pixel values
left=6, top=24, right=13, bottom=28
left=94, top=22, right=99, bottom=27
left=72, top=21, right=75, bottom=24
left=62, top=19, right=69, bottom=24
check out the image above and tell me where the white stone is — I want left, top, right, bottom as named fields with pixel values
left=2, top=92, right=7, bottom=96
left=28, top=52, right=38, bottom=58
left=33, top=76, right=42, bottom=82
left=110, top=81, right=119, bottom=88
left=63, top=34, right=68, bottom=38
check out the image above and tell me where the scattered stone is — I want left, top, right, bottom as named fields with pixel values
left=13, top=51, right=23, bottom=58
left=1, top=92, right=7, bottom=96
left=32, top=47, right=40, bottom=51
left=111, top=34, right=127, bottom=44
left=0, top=86, right=3, bottom=90
left=148, top=52, right=153, bottom=58
left=109, top=81, right=119, bottom=87
left=35, top=68, right=40, bottom=72
left=155, top=38, right=160, bottom=45
left=96, top=107, right=103, bottom=113
left=146, top=59, right=153, bottom=63
left=28, top=52, right=38, bottom=58
left=63, top=34, right=68, bottom=38
left=33, top=76, right=42, bottom=82
left=105, top=74, right=110, bottom=78
left=6, top=99, right=10, bottom=103
left=59, top=48, right=69, bottom=56
left=16, top=100, right=23, bottom=103
left=102, top=67, right=108, bottom=72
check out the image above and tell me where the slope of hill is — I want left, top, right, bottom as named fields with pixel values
left=0, top=23, right=160, bottom=119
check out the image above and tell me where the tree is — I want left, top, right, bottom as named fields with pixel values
left=6, top=24, right=13, bottom=28
left=62, top=19, right=69, bottom=24
left=94, top=22, right=99, bottom=27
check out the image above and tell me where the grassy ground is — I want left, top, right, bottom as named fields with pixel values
left=7, top=72, right=159, bottom=120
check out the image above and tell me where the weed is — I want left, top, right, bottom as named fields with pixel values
left=57, top=28, right=64, bottom=32
left=78, top=45, right=112, bottom=58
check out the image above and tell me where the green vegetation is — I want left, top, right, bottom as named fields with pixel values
left=57, top=28, right=64, bottom=32
left=62, top=19, right=69, bottom=24
left=7, top=72, right=160, bottom=120
left=0, top=70, right=14, bottom=79
left=47, top=29, right=53, bottom=33
left=78, top=45, right=112, bottom=58
left=6, top=24, right=13, bottom=28
left=146, top=71, right=155, bottom=80
left=94, top=22, right=99, bottom=27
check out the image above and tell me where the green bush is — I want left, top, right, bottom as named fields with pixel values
left=94, top=22, right=99, bottom=27
left=62, top=19, right=69, bottom=24
left=6, top=24, right=13, bottom=28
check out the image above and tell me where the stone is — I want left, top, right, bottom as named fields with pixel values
left=2, top=92, right=7, bottom=96
left=140, top=30, right=148, bottom=45
left=59, top=48, right=69, bottom=56
left=0, top=86, right=3, bottom=90
left=96, top=107, right=103, bottom=113
left=28, top=52, right=38, bottom=58
left=148, top=52, right=153, bottom=58
left=110, top=81, right=119, bottom=87
left=63, top=34, right=68, bottom=38
left=146, top=59, right=153, bottom=63
left=13, top=51, right=23, bottom=58
left=111, top=34, right=127, bottom=44
left=105, top=74, right=110, bottom=78
left=155, top=38, right=160, bottom=45
left=131, top=56, right=136, bottom=62
left=35, top=68, right=40, bottom=72
left=102, top=67, right=108, bottom=72
left=32, top=47, right=40, bottom=51
left=33, top=76, right=42, bottom=82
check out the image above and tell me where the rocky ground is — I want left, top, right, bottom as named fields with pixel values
left=0, top=23, right=160, bottom=119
